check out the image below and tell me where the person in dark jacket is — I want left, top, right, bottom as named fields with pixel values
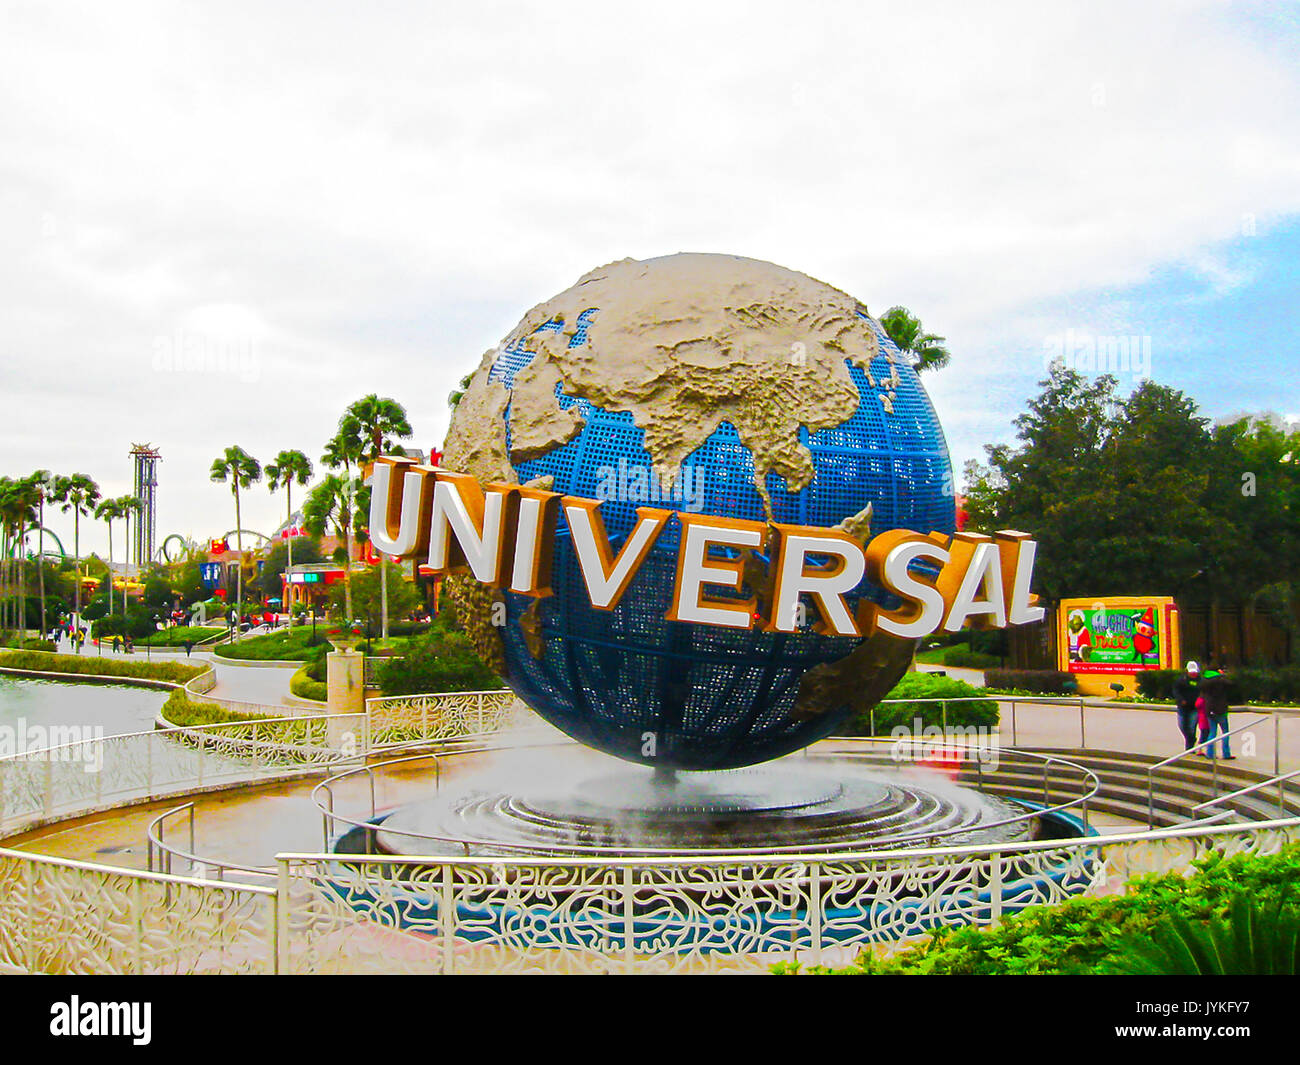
left=1198, top=664, right=1234, bottom=759
left=1171, top=661, right=1201, bottom=750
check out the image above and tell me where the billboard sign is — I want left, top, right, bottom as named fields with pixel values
left=1058, top=596, right=1180, bottom=675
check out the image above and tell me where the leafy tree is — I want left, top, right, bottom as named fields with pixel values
left=254, top=536, right=324, bottom=597
left=327, top=561, right=418, bottom=627
left=209, top=446, right=262, bottom=617
left=879, top=306, right=951, bottom=373
left=266, top=449, right=314, bottom=583
left=377, top=628, right=500, bottom=695
left=344, top=394, right=413, bottom=640
left=49, top=472, right=100, bottom=620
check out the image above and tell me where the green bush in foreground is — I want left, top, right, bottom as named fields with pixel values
left=1102, top=893, right=1300, bottom=975
left=843, top=672, right=997, bottom=736
left=0, top=650, right=207, bottom=685
left=776, top=844, right=1300, bottom=975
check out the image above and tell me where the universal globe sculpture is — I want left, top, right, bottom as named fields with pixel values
left=442, top=253, right=955, bottom=771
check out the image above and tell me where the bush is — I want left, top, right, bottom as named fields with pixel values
left=1136, top=666, right=1300, bottom=705
left=984, top=668, right=1074, bottom=695
left=844, top=672, right=998, bottom=736
left=0, top=650, right=207, bottom=685
left=378, top=630, right=500, bottom=696
left=778, top=844, right=1300, bottom=975
left=942, top=649, right=1001, bottom=669
left=92, top=611, right=158, bottom=641
left=290, top=664, right=328, bottom=702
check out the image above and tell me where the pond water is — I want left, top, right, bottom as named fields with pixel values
left=0, top=675, right=165, bottom=738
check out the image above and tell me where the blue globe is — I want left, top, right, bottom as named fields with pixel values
left=445, top=255, right=955, bottom=771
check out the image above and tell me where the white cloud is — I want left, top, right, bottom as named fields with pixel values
left=2, top=0, right=1299, bottom=552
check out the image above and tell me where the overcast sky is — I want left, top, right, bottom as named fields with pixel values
left=2, top=1, right=1298, bottom=559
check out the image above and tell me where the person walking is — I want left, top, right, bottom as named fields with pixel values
left=1199, top=664, right=1234, bottom=759
left=1171, top=661, right=1201, bottom=751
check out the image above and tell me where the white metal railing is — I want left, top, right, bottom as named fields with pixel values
left=365, top=689, right=520, bottom=746
left=271, top=816, right=1300, bottom=974
left=6, top=685, right=1300, bottom=973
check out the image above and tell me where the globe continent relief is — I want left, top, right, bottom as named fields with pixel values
left=441, top=253, right=955, bottom=770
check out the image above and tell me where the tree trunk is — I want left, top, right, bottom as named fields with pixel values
left=234, top=486, right=243, bottom=623
left=73, top=509, right=81, bottom=625
left=344, top=470, right=354, bottom=622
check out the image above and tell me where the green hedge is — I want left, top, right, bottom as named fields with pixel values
left=0, top=650, right=208, bottom=685
left=942, top=649, right=1001, bottom=669
left=843, top=673, right=998, bottom=736
left=1137, top=667, right=1300, bottom=705
left=159, top=690, right=329, bottom=749
left=214, top=626, right=330, bottom=662
left=290, top=664, right=328, bottom=702
left=1, top=637, right=57, bottom=653
left=776, top=844, right=1300, bottom=975
left=984, top=668, right=1074, bottom=694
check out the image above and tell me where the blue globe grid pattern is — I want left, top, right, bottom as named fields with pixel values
left=486, top=310, right=955, bottom=770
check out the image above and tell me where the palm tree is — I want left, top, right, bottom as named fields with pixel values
left=0, top=478, right=28, bottom=632
left=322, top=417, right=364, bottom=623
left=1, top=476, right=42, bottom=635
left=879, top=306, right=952, bottom=373
left=345, top=395, right=413, bottom=639
left=117, top=495, right=141, bottom=616
left=93, top=497, right=125, bottom=619
left=30, top=470, right=52, bottom=636
left=50, top=473, right=101, bottom=624
left=209, top=447, right=262, bottom=622
left=266, top=449, right=314, bottom=612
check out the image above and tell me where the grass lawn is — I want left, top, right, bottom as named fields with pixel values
left=138, top=625, right=226, bottom=647
left=916, top=641, right=969, bottom=664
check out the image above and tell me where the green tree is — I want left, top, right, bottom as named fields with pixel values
left=328, top=561, right=418, bottom=630
left=321, top=415, right=365, bottom=621
left=49, top=472, right=100, bottom=621
left=266, top=449, right=314, bottom=594
left=963, top=368, right=1216, bottom=604
left=345, top=394, right=413, bottom=640
left=377, top=628, right=500, bottom=696
left=209, top=446, right=262, bottom=618
left=254, top=536, right=324, bottom=599
left=92, top=496, right=133, bottom=618
left=879, top=306, right=951, bottom=373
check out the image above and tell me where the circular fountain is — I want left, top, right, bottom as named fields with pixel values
left=369, top=753, right=1039, bottom=858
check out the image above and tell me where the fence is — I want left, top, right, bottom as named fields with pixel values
left=5, top=686, right=1300, bottom=973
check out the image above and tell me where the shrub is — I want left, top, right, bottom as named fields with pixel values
left=92, top=611, right=158, bottom=641
left=290, top=664, right=328, bottom=702
left=984, top=668, right=1074, bottom=694
left=844, top=672, right=998, bottom=736
left=1135, top=669, right=1179, bottom=700
left=0, top=650, right=207, bottom=685
left=942, top=649, right=1001, bottom=669
left=1136, top=666, right=1300, bottom=705
left=378, top=630, right=500, bottom=696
